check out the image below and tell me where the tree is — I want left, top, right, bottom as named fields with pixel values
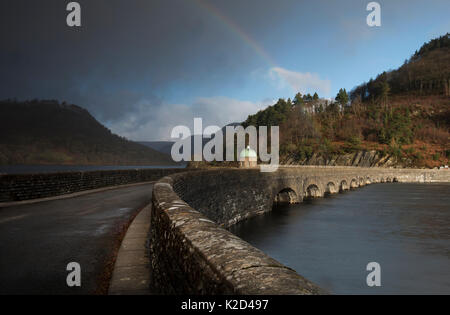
left=287, top=98, right=292, bottom=107
left=335, top=88, right=349, bottom=106
left=313, top=92, right=319, bottom=100
left=304, top=93, right=313, bottom=101
left=380, top=80, right=390, bottom=110
left=293, top=92, right=304, bottom=105
left=334, top=88, right=349, bottom=119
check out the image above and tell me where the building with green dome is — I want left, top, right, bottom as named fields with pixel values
left=239, top=146, right=257, bottom=168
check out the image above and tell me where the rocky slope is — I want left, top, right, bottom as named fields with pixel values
left=281, top=150, right=407, bottom=168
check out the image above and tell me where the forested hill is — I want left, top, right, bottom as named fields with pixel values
left=243, top=34, right=450, bottom=168
left=351, top=33, right=450, bottom=100
left=0, top=100, right=176, bottom=165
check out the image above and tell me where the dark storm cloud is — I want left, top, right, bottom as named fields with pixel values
left=6, top=0, right=440, bottom=140
left=0, top=0, right=294, bottom=124
left=1, top=0, right=198, bottom=120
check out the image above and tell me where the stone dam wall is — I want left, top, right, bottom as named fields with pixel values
left=150, top=166, right=450, bottom=294
left=0, top=168, right=186, bottom=202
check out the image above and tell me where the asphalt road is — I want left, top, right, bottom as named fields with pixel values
left=0, top=183, right=153, bottom=295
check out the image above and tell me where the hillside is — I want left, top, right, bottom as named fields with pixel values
left=140, top=123, right=242, bottom=158
left=243, top=34, right=450, bottom=168
left=139, top=141, right=175, bottom=156
left=0, top=100, right=177, bottom=166
left=352, top=33, right=450, bottom=99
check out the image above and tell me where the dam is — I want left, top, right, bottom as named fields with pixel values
left=0, top=166, right=449, bottom=294
left=150, top=166, right=450, bottom=294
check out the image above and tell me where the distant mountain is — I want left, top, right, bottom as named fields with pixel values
left=140, top=122, right=242, bottom=156
left=139, top=141, right=174, bottom=155
left=0, top=100, right=177, bottom=166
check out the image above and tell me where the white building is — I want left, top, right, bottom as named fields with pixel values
left=239, top=146, right=257, bottom=168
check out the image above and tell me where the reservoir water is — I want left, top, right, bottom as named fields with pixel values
left=229, top=183, right=450, bottom=294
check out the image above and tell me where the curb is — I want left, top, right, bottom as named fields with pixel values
left=108, top=204, right=152, bottom=295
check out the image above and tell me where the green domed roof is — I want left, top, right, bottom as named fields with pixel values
left=240, top=146, right=257, bottom=158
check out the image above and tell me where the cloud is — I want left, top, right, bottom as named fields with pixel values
left=269, top=67, right=331, bottom=96
left=0, top=0, right=293, bottom=141
left=107, top=96, right=271, bottom=141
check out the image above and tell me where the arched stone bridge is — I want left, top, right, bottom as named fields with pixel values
left=150, top=166, right=450, bottom=295
left=265, top=167, right=403, bottom=205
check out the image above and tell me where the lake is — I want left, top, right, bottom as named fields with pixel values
left=229, top=183, right=450, bottom=294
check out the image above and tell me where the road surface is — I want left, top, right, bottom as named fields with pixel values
left=0, top=183, right=153, bottom=294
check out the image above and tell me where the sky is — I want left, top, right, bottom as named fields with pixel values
left=1, top=0, right=449, bottom=141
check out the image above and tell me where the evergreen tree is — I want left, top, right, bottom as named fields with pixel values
left=335, top=88, right=349, bottom=106
left=304, top=93, right=313, bottom=101
left=287, top=98, right=292, bottom=106
left=293, top=92, right=304, bottom=105
left=380, top=80, right=390, bottom=109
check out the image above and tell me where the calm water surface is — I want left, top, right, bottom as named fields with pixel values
left=229, top=183, right=450, bottom=294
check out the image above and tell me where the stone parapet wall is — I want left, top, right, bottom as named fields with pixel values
left=150, top=167, right=450, bottom=294
left=150, top=172, right=326, bottom=295
left=0, top=168, right=186, bottom=202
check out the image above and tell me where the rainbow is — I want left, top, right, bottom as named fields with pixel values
left=192, top=0, right=277, bottom=67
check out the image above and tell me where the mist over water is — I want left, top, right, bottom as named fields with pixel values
left=229, top=183, right=450, bottom=294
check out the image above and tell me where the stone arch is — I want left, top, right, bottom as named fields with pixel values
left=325, top=182, right=338, bottom=195
left=305, top=184, right=321, bottom=198
left=303, top=177, right=325, bottom=199
left=273, top=187, right=299, bottom=205
left=350, top=178, right=359, bottom=188
left=340, top=180, right=349, bottom=191
left=358, top=177, right=364, bottom=186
